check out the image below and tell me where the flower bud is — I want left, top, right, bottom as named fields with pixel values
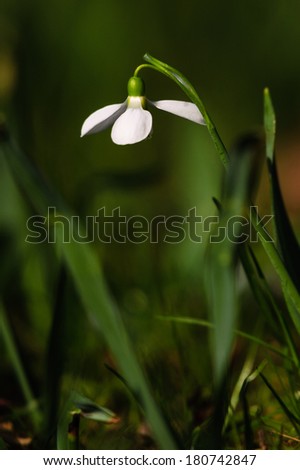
left=127, top=76, right=145, bottom=97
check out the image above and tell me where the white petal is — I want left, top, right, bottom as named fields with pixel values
left=81, top=102, right=126, bottom=137
left=111, top=107, right=152, bottom=145
left=151, top=100, right=205, bottom=125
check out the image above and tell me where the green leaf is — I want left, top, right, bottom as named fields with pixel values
left=71, top=392, right=118, bottom=423
left=262, top=89, right=300, bottom=332
left=250, top=205, right=300, bottom=333
left=205, top=135, right=257, bottom=387
left=157, top=315, right=291, bottom=361
left=260, top=372, right=300, bottom=432
left=57, top=392, right=76, bottom=450
left=264, top=89, right=300, bottom=293
left=238, top=245, right=299, bottom=367
left=239, top=362, right=267, bottom=449
left=264, top=88, right=276, bottom=161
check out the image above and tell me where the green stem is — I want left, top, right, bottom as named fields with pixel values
left=133, top=64, right=159, bottom=77
left=143, top=53, right=229, bottom=167
left=0, top=300, right=42, bottom=429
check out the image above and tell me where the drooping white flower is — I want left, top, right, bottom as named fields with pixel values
left=81, top=77, right=205, bottom=145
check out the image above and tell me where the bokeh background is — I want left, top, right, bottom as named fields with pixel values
left=2, top=0, right=300, bottom=276
left=1, top=0, right=300, bottom=449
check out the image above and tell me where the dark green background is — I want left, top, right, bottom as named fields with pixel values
left=1, top=0, right=300, bottom=327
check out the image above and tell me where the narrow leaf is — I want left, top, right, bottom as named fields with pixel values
left=72, top=392, right=118, bottom=423
left=264, top=88, right=276, bottom=161
left=260, top=372, right=300, bottom=432
left=262, top=90, right=300, bottom=331
left=206, top=135, right=257, bottom=387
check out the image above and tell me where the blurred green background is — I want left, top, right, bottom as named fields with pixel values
left=1, top=0, right=300, bottom=449
left=2, top=0, right=300, bottom=274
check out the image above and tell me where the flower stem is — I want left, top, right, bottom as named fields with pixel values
left=133, top=64, right=159, bottom=77
left=142, top=53, right=229, bottom=167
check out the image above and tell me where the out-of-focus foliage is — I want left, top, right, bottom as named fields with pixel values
left=1, top=0, right=300, bottom=450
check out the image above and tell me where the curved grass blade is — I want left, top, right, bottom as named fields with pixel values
left=71, top=392, right=118, bottom=423
left=157, top=315, right=291, bottom=361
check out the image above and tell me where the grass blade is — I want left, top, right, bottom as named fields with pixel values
left=238, top=245, right=299, bottom=368
left=263, top=89, right=300, bottom=334
left=264, top=88, right=300, bottom=292
left=206, top=135, right=259, bottom=387
left=260, top=372, right=300, bottom=432
left=157, top=315, right=292, bottom=361
left=250, top=205, right=300, bottom=333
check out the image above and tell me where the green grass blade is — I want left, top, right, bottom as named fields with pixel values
left=238, top=245, right=299, bottom=368
left=240, top=379, right=255, bottom=449
left=225, top=347, right=257, bottom=437
left=205, top=136, right=260, bottom=387
left=260, top=372, right=300, bottom=432
left=239, top=363, right=267, bottom=449
left=264, top=88, right=276, bottom=161
left=157, top=316, right=291, bottom=361
left=250, top=206, right=300, bottom=333
left=206, top=256, right=236, bottom=387
left=57, top=392, right=75, bottom=450
left=264, top=88, right=300, bottom=293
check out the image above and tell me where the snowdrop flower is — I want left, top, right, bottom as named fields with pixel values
left=81, top=76, right=205, bottom=145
